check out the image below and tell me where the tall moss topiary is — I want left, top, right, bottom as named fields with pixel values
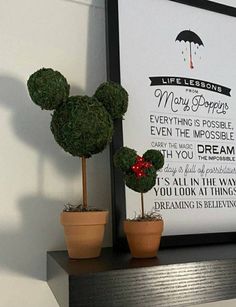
left=27, top=67, right=128, bottom=210
left=114, top=147, right=164, bottom=218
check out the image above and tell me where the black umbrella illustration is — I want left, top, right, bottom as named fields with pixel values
left=176, top=30, right=204, bottom=69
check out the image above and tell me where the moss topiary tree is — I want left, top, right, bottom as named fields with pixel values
left=27, top=68, right=128, bottom=211
left=114, top=147, right=164, bottom=219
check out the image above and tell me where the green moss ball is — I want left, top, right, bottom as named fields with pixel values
left=50, top=95, right=114, bottom=157
left=125, top=166, right=157, bottom=193
left=114, top=146, right=137, bottom=172
left=94, top=81, right=128, bottom=119
left=143, top=149, right=164, bottom=171
left=27, top=68, right=70, bottom=110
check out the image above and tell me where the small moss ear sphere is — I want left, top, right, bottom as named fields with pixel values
left=143, top=150, right=164, bottom=171
left=50, top=96, right=114, bottom=158
left=114, top=146, right=137, bottom=172
left=94, top=81, right=128, bottom=119
left=27, top=68, right=70, bottom=110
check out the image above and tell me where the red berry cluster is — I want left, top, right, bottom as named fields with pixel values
left=131, top=156, right=152, bottom=178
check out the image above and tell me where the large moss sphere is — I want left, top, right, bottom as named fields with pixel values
left=27, top=68, right=70, bottom=110
left=50, top=95, right=114, bottom=157
left=94, top=81, right=128, bottom=119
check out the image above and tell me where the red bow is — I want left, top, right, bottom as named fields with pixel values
left=131, top=156, right=152, bottom=178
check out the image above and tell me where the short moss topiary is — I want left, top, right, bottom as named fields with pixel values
left=114, top=147, right=164, bottom=193
left=114, top=146, right=164, bottom=219
left=27, top=68, right=70, bottom=110
left=50, top=95, right=114, bottom=158
left=94, top=81, right=128, bottom=119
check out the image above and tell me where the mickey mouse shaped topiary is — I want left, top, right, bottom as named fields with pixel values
left=114, top=146, right=165, bottom=258
left=27, top=68, right=128, bottom=211
left=27, top=68, right=128, bottom=259
left=114, top=146, right=164, bottom=218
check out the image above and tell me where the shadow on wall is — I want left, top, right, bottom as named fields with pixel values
left=62, top=0, right=106, bottom=95
left=61, top=0, right=112, bottom=242
left=0, top=75, right=82, bottom=280
left=62, top=0, right=112, bottom=248
left=63, top=0, right=104, bottom=10
left=81, top=0, right=113, bottom=249
left=0, top=0, right=111, bottom=281
left=0, top=194, right=64, bottom=280
left=0, top=75, right=82, bottom=179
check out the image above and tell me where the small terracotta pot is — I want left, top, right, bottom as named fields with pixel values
left=61, top=211, right=108, bottom=259
left=124, top=219, right=164, bottom=258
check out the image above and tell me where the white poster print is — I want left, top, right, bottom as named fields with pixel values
left=118, top=0, right=236, bottom=235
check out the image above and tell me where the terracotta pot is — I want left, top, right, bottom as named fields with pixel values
left=61, top=211, right=108, bottom=259
left=124, top=219, right=164, bottom=258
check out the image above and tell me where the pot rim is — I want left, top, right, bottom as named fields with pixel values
left=62, top=210, right=109, bottom=213
left=123, top=219, right=163, bottom=223
left=61, top=210, right=109, bottom=226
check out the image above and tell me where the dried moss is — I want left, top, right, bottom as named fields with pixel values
left=27, top=68, right=70, bottom=110
left=143, top=149, right=164, bottom=171
left=51, top=95, right=113, bottom=158
left=113, top=146, right=137, bottom=172
left=124, top=166, right=157, bottom=193
left=127, top=211, right=162, bottom=221
left=94, top=81, right=128, bottom=119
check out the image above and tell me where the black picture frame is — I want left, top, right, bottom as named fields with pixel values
left=106, top=0, right=236, bottom=250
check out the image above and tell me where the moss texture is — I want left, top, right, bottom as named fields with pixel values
left=113, top=146, right=137, bottom=172
left=114, top=147, right=164, bottom=193
left=125, top=166, right=157, bottom=193
left=27, top=68, right=70, bottom=110
left=27, top=68, right=129, bottom=160
left=51, top=95, right=113, bottom=157
left=143, top=149, right=164, bottom=170
left=94, top=81, right=128, bottom=119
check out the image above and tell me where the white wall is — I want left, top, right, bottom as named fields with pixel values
left=0, top=0, right=111, bottom=306
left=214, top=0, right=236, bottom=6
left=0, top=0, right=236, bottom=306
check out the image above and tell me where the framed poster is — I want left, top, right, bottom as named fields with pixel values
left=106, top=0, right=236, bottom=249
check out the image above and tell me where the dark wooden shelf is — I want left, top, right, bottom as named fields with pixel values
left=47, top=244, right=236, bottom=307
